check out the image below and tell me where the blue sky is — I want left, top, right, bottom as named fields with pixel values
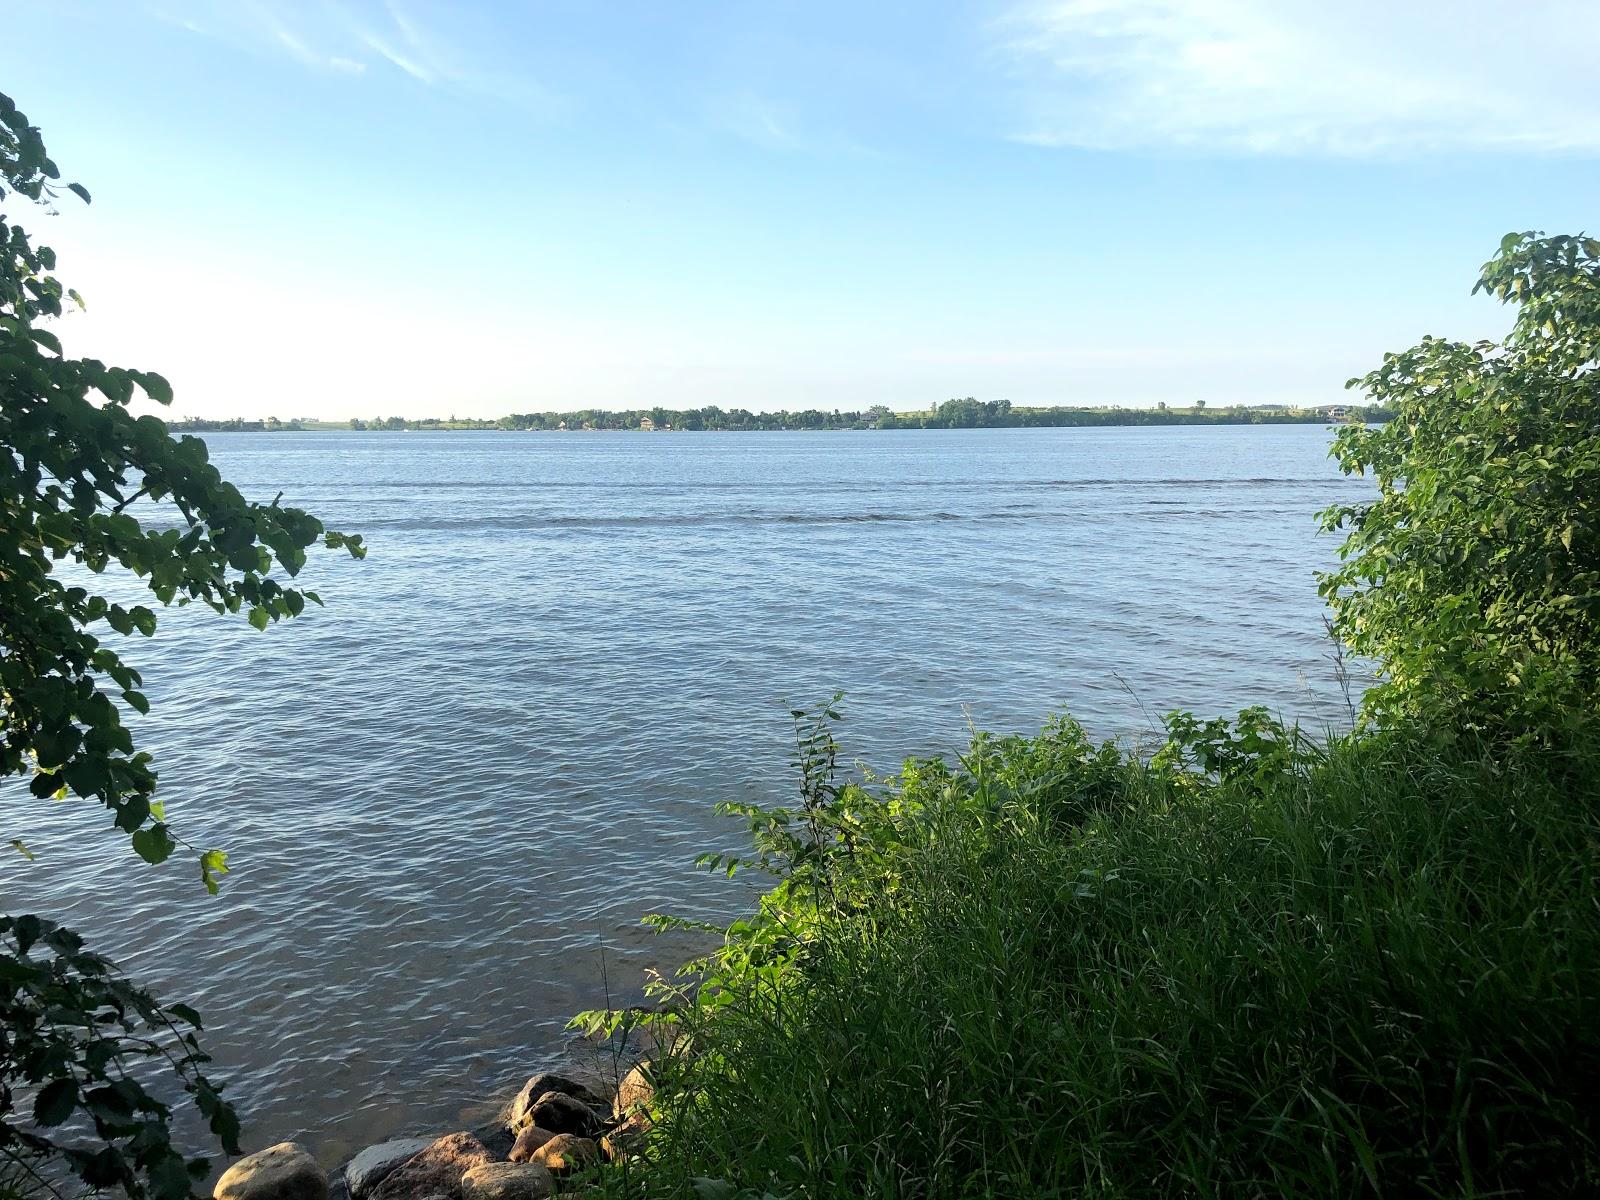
left=4, top=0, right=1598, bottom=418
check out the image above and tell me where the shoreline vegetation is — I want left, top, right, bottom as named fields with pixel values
left=166, top=398, right=1390, bottom=434
left=6, top=78, right=1599, bottom=1200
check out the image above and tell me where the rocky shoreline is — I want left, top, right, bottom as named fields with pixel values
left=214, top=1063, right=654, bottom=1200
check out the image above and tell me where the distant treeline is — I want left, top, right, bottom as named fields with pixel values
left=167, top=398, right=1390, bottom=434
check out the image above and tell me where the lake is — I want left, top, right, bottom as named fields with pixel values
left=2, top=425, right=1372, bottom=1162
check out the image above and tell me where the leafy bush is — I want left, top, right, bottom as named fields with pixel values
left=1319, top=232, right=1600, bottom=734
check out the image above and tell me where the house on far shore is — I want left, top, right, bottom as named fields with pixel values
left=639, top=416, right=655, bottom=431
left=1319, top=405, right=1350, bottom=420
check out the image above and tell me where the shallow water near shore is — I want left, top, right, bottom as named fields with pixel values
left=2, top=424, right=1371, bottom=1162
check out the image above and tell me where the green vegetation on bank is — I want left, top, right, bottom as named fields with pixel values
left=573, top=232, right=1600, bottom=1199
left=586, top=707, right=1600, bottom=1198
left=166, top=400, right=1389, bottom=434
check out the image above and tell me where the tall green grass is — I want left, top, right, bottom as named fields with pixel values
left=594, top=713, right=1600, bottom=1198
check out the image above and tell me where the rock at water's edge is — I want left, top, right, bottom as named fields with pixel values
left=467, top=1120, right=515, bottom=1161
left=522, top=1093, right=598, bottom=1138
left=215, top=1143, right=328, bottom=1200
left=612, top=1062, right=654, bottom=1119
left=506, top=1127, right=555, bottom=1164
left=368, top=1133, right=491, bottom=1200
left=526, top=1134, right=599, bottom=1174
left=600, top=1113, right=650, bottom=1163
left=459, top=1162, right=554, bottom=1200
left=507, top=1074, right=602, bottom=1128
left=345, top=1139, right=435, bottom=1200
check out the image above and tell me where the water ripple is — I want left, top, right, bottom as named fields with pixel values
left=1, top=425, right=1370, bottom=1164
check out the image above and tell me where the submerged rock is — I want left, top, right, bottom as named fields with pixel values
left=368, top=1133, right=491, bottom=1200
left=525, top=1134, right=599, bottom=1174
left=345, top=1139, right=435, bottom=1200
left=215, top=1143, right=328, bottom=1200
left=507, top=1074, right=603, bottom=1129
left=522, top=1093, right=598, bottom=1138
left=459, top=1162, right=553, bottom=1200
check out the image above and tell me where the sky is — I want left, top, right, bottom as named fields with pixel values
left=3, top=0, right=1598, bottom=419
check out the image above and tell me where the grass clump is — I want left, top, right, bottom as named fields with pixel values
left=582, top=709, right=1600, bottom=1198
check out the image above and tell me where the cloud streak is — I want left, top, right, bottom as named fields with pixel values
left=153, top=0, right=557, bottom=111
left=994, top=0, right=1600, bottom=156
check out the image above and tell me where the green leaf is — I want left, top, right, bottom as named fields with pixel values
left=34, top=1078, right=78, bottom=1127
left=138, top=371, right=174, bottom=405
left=166, top=1002, right=204, bottom=1029
left=115, top=794, right=151, bottom=833
left=247, top=605, right=270, bottom=631
left=132, top=824, right=176, bottom=864
left=200, top=849, right=229, bottom=895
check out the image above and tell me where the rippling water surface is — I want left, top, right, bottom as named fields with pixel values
left=3, top=425, right=1371, bottom=1161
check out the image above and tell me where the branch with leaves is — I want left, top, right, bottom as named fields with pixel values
left=3, top=89, right=364, bottom=1197
left=1, top=92, right=365, bottom=882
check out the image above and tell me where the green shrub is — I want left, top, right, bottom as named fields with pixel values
left=1319, top=232, right=1600, bottom=735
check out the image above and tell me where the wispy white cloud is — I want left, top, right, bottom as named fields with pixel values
left=151, top=0, right=558, bottom=112
left=153, top=0, right=354, bottom=75
left=357, top=29, right=434, bottom=84
left=993, top=0, right=1600, bottom=155
left=707, top=91, right=882, bottom=158
left=712, top=93, right=804, bottom=150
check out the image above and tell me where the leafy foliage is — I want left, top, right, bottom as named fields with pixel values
left=1, top=90, right=364, bottom=878
left=1319, top=231, right=1600, bottom=733
left=3, top=90, right=361, bottom=1196
left=1, top=915, right=241, bottom=1200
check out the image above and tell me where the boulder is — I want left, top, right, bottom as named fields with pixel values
left=215, top=1142, right=328, bottom=1200
left=459, top=1163, right=553, bottom=1200
left=344, top=1139, right=434, bottom=1200
left=467, top=1120, right=515, bottom=1161
left=368, top=1133, right=491, bottom=1200
left=506, top=1127, right=555, bottom=1164
left=525, top=1135, right=599, bottom=1174
left=599, top=1113, right=649, bottom=1163
left=612, top=1062, right=654, bottom=1119
left=507, top=1074, right=602, bottom=1129
left=522, top=1093, right=598, bottom=1138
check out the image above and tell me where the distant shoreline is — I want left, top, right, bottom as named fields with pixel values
left=169, top=401, right=1386, bottom=435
